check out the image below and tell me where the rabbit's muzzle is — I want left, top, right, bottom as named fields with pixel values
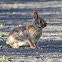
left=42, top=21, right=47, bottom=28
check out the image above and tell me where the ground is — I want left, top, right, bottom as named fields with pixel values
left=0, top=0, right=62, bottom=62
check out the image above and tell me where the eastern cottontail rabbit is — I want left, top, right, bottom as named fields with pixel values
left=6, top=11, right=47, bottom=48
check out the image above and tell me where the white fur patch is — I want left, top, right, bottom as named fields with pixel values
left=18, top=40, right=29, bottom=46
left=13, top=43, right=18, bottom=47
left=6, top=36, right=16, bottom=44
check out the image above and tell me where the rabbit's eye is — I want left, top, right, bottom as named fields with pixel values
left=40, top=20, right=42, bottom=23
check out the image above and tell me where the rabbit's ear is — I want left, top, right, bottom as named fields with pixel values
left=33, top=11, right=38, bottom=19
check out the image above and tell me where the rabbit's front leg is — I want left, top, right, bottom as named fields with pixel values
left=35, top=41, right=38, bottom=48
left=28, top=40, right=35, bottom=49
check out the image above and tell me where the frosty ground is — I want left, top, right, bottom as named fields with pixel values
left=0, top=0, right=62, bottom=62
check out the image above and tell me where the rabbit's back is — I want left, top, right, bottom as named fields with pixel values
left=9, top=26, right=26, bottom=35
left=7, top=26, right=29, bottom=44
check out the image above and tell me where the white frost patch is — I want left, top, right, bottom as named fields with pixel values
left=40, top=25, right=62, bottom=40
left=44, top=25, right=62, bottom=31
left=0, top=1, right=62, bottom=9
left=0, top=11, right=62, bottom=16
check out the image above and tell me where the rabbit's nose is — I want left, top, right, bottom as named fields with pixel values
left=46, top=22, right=47, bottom=26
left=44, top=23, right=47, bottom=27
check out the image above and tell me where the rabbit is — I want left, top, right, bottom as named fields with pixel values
left=6, top=11, right=47, bottom=48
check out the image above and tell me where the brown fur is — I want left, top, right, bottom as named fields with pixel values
left=6, top=11, right=47, bottom=49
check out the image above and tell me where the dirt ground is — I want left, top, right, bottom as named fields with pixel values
left=0, top=0, right=62, bottom=62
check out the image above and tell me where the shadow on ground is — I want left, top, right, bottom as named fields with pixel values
left=0, top=40, right=62, bottom=56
